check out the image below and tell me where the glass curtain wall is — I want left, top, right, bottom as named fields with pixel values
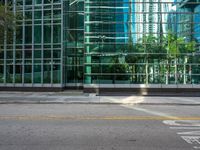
left=84, top=0, right=200, bottom=85
left=1, top=0, right=200, bottom=88
left=85, top=0, right=135, bottom=84
left=0, top=0, right=63, bottom=86
left=63, top=0, right=84, bottom=85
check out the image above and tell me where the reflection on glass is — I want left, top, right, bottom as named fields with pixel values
left=1, top=0, right=200, bottom=87
left=84, top=0, right=200, bottom=85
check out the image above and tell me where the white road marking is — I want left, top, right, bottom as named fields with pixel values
left=170, top=127, right=200, bottom=130
left=124, top=105, right=200, bottom=149
left=163, top=120, right=200, bottom=149
left=178, top=131, right=200, bottom=135
left=181, top=136, right=200, bottom=145
left=125, top=106, right=179, bottom=119
left=163, top=120, right=200, bottom=126
left=121, top=105, right=200, bottom=149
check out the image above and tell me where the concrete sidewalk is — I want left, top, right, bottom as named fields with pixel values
left=0, top=91, right=199, bottom=105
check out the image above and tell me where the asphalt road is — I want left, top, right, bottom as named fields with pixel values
left=0, top=104, right=200, bottom=150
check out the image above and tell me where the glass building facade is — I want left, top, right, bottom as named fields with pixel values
left=0, top=0, right=200, bottom=91
left=1, top=0, right=63, bottom=88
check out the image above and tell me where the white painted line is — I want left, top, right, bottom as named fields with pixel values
left=181, top=136, right=200, bottom=145
left=178, top=131, right=200, bottom=135
left=164, top=120, right=200, bottom=149
left=130, top=107, right=178, bottom=119
left=170, top=127, right=200, bottom=130
left=163, top=120, right=200, bottom=126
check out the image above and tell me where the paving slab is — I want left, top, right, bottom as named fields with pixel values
left=0, top=91, right=199, bottom=105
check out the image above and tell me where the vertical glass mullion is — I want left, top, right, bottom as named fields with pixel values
left=22, top=0, right=25, bottom=85
left=83, top=0, right=85, bottom=85
left=51, top=1, right=53, bottom=85
left=3, top=0, right=7, bottom=84
left=84, top=0, right=92, bottom=84
left=32, top=0, right=34, bottom=85
left=61, top=0, right=64, bottom=86
left=13, top=0, right=16, bottom=84
left=41, top=0, right=44, bottom=85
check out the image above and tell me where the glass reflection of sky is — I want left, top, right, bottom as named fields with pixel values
left=115, top=0, right=135, bottom=43
left=86, top=0, right=199, bottom=44
left=194, top=5, right=200, bottom=43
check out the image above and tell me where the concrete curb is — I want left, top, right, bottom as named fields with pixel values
left=0, top=92, right=199, bottom=105
left=0, top=100, right=200, bottom=106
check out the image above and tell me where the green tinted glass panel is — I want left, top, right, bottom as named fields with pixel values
left=34, top=25, right=41, bottom=44
left=43, top=65, right=51, bottom=83
left=44, top=25, right=51, bottom=43
left=25, top=26, right=32, bottom=44
left=53, top=25, right=61, bottom=43
left=34, top=65, right=41, bottom=83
